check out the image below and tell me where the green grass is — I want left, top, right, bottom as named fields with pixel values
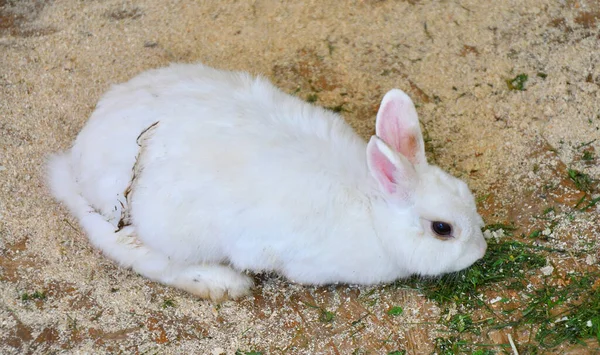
left=387, top=306, right=403, bottom=316
left=576, top=139, right=596, bottom=150
left=408, top=238, right=546, bottom=306
left=302, top=300, right=336, bottom=323
left=506, top=74, right=528, bottom=91
left=527, top=229, right=542, bottom=239
left=543, top=206, right=555, bottom=215
left=568, top=168, right=594, bottom=192
left=445, top=314, right=479, bottom=334
left=476, top=194, right=491, bottom=203
left=306, top=93, right=318, bottom=103
left=235, top=351, right=263, bottom=355
left=579, top=196, right=600, bottom=211
left=434, top=336, right=500, bottom=354
left=421, top=126, right=438, bottom=164
left=582, top=150, right=595, bottom=161
left=161, top=299, right=176, bottom=309
left=403, top=223, right=600, bottom=353
left=21, top=290, right=46, bottom=301
left=326, top=103, right=347, bottom=113
left=522, top=274, right=600, bottom=348
left=319, top=309, right=335, bottom=323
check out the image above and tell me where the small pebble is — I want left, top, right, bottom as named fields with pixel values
left=490, top=296, right=503, bottom=304
left=585, top=255, right=597, bottom=265
left=540, top=265, right=554, bottom=276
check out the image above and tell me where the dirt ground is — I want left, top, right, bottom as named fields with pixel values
left=1, top=0, right=599, bottom=354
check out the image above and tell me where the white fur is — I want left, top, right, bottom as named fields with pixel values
left=47, top=63, right=487, bottom=300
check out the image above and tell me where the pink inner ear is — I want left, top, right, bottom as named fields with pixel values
left=377, top=99, right=420, bottom=164
left=377, top=100, right=404, bottom=151
left=368, top=143, right=397, bottom=194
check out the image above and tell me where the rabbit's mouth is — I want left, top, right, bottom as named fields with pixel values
left=453, top=241, right=487, bottom=272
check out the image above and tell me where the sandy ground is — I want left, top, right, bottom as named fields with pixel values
left=1, top=0, right=599, bottom=354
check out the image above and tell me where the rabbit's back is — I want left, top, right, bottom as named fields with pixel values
left=71, top=63, right=377, bottom=275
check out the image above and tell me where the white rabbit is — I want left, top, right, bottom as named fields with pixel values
left=47, top=63, right=487, bottom=301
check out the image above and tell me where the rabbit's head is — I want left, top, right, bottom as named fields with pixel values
left=367, top=89, right=487, bottom=277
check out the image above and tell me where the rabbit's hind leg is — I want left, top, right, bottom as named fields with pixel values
left=114, top=227, right=253, bottom=301
left=166, top=264, right=254, bottom=301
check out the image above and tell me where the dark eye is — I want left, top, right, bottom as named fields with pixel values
left=431, top=221, right=453, bottom=238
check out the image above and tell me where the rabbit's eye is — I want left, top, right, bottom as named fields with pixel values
left=431, top=221, right=453, bottom=239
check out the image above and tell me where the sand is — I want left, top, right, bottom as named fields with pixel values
left=1, top=0, right=599, bottom=353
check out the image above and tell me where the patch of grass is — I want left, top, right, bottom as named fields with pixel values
left=476, top=193, right=491, bottom=203
left=350, top=312, right=370, bottom=327
left=435, top=336, right=500, bottom=355
left=575, top=194, right=587, bottom=209
left=387, top=351, right=406, bottom=355
left=21, top=290, right=46, bottom=301
left=506, top=73, right=528, bottom=91
left=407, top=236, right=546, bottom=306
left=446, top=314, right=479, bottom=334
left=67, top=314, right=78, bottom=331
left=504, top=272, right=600, bottom=348
left=326, top=103, right=348, bottom=113
left=582, top=150, right=595, bottom=161
left=162, top=299, right=176, bottom=309
left=579, top=196, right=600, bottom=211
left=527, top=229, right=542, bottom=239
left=327, top=41, right=335, bottom=55
left=387, top=306, right=403, bottom=316
left=303, top=301, right=336, bottom=323
left=434, top=337, right=498, bottom=354
left=319, top=309, right=335, bottom=323
left=421, top=126, right=438, bottom=164
left=358, top=288, right=379, bottom=307
left=306, top=93, right=318, bottom=103
left=235, top=351, right=263, bottom=355
left=473, top=350, right=497, bottom=355
left=576, top=139, right=596, bottom=150
left=434, top=336, right=464, bottom=354
left=406, top=222, right=599, bottom=352
left=567, top=168, right=594, bottom=192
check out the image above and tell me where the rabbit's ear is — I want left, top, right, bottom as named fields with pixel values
left=367, top=136, right=417, bottom=198
left=375, top=89, right=426, bottom=166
